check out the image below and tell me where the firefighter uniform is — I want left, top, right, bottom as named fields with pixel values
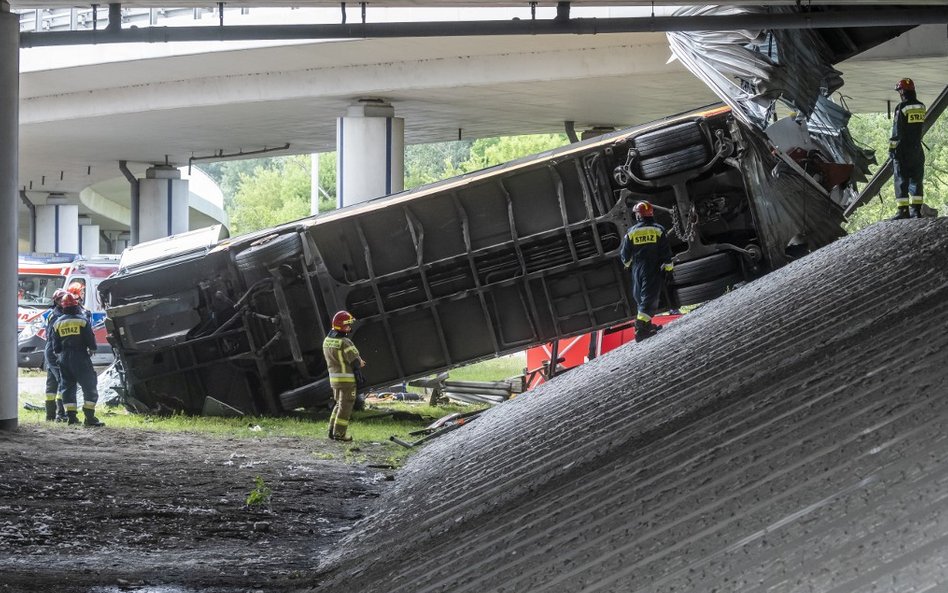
left=51, top=307, right=104, bottom=426
left=890, top=92, right=926, bottom=217
left=323, top=331, right=363, bottom=440
left=619, top=218, right=674, bottom=340
left=43, top=305, right=66, bottom=421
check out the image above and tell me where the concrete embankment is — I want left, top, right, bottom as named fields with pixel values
left=314, top=219, right=948, bottom=593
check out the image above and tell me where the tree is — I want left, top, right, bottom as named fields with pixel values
left=220, top=134, right=572, bottom=236
left=405, top=141, right=473, bottom=189
left=227, top=155, right=312, bottom=235
left=200, top=153, right=337, bottom=218
left=447, top=134, right=570, bottom=175
left=198, top=158, right=279, bottom=212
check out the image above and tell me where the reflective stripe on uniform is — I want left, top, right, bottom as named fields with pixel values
left=334, top=418, right=349, bottom=427
left=65, top=403, right=77, bottom=411
left=909, top=197, right=924, bottom=205
left=896, top=197, right=910, bottom=206
left=636, top=311, right=652, bottom=322
left=337, top=349, right=348, bottom=380
left=82, top=402, right=96, bottom=410
left=628, top=227, right=661, bottom=245
left=55, top=319, right=86, bottom=337
left=901, top=104, right=926, bottom=124
left=45, top=393, right=56, bottom=402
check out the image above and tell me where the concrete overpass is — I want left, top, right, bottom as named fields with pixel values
left=1, top=1, right=947, bottom=430
left=11, top=6, right=948, bottom=246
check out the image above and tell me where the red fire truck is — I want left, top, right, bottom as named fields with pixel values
left=525, top=314, right=682, bottom=389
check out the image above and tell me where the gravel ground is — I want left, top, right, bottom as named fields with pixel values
left=0, top=424, right=388, bottom=593
left=310, top=218, right=948, bottom=593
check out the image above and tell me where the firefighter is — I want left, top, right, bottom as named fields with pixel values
left=323, top=310, right=366, bottom=442
left=43, top=288, right=69, bottom=422
left=67, top=281, right=88, bottom=312
left=51, top=293, right=105, bottom=427
left=890, top=78, right=927, bottom=219
left=619, top=201, right=674, bottom=342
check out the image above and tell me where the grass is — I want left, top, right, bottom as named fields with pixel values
left=15, top=355, right=524, bottom=467
left=443, top=353, right=526, bottom=382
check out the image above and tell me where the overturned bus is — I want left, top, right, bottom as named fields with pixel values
left=98, top=103, right=854, bottom=416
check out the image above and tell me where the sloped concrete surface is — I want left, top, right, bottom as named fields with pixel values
left=312, top=219, right=948, bottom=593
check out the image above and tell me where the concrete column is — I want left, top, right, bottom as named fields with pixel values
left=79, top=223, right=100, bottom=256
left=139, top=165, right=189, bottom=243
left=336, top=99, right=404, bottom=208
left=34, top=204, right=79, bottom=254
left=104, top=230, right=130, bottom=254
left=2, top=2, right=20, bottom=429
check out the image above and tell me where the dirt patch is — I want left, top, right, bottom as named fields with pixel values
left=0, top=423, right=390, bottom=593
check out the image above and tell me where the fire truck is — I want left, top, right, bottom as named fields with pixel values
left=16, top=253, right=119, bottom=368
left=524, top=314, right=683, bottom=389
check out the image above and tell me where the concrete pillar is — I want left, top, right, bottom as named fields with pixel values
left=139, top=165, right=189, bottom=243
left=2, top=2, right=20, bottom=429
left=336, top=99, right=404, bottom=208
left=103, top=230, right=129, bottom=255
left=79, top=223, right=100, bottom=256
left=34, top=204, right=79, bottom=254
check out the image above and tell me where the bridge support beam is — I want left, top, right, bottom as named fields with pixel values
left=336, top=99, right=404, bottom=207
left=34, top=204, right=79, bottom=254
left=139, top=166, right=189, bottom=243
left=79, top=220, right=100, bottom=256
left=1, top=1, right=19, bottom=430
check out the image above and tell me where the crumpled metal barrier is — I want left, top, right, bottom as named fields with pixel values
left=666, top=5, right=875, bottom=206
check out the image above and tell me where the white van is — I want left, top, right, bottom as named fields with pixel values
left=17, top=253, right=120, bottom=368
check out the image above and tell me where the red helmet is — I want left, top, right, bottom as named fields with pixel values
left=51, top=288, right=68, bottom=305
left=633, top=201, right=654, bottom=219
left=67, top=281, right=85, bottom=299
left=60, top=293, right=79, bottom=309
left=331, top=310, right=356, bottom=333
left=895, top=78, right=915, bottom=93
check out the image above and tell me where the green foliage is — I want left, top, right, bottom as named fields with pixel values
left=198, top=158, right=280, bottom=213
left=446, top=354, right=527, bottom=382
left=245, top=475, right=272, bottom=507
left=845, top=112, right=948, bottom=233
left=315, top=152, right=338, bottom=211
left=227, top=155, right=312, bottom=235
left=404, top=140, right=473, bottom=189
left=447, top=134, right=570, bottom=176
left=200, top=153, right=337, bottom=237
left=204, top=133, right=570, bottom=237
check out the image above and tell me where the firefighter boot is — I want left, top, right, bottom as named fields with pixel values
left=909, top=204, right=923, bottom=219
left=890, top=206, right=910, bottom=220
left=44, top=400, right=57, bottom=421
left=66, top=411, right=81, bottom=426
left=55, top=399, right=67, bottom=423
left=83, top=409, right=105, bottom=427
left=634, top=319, right=654, bottom=343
